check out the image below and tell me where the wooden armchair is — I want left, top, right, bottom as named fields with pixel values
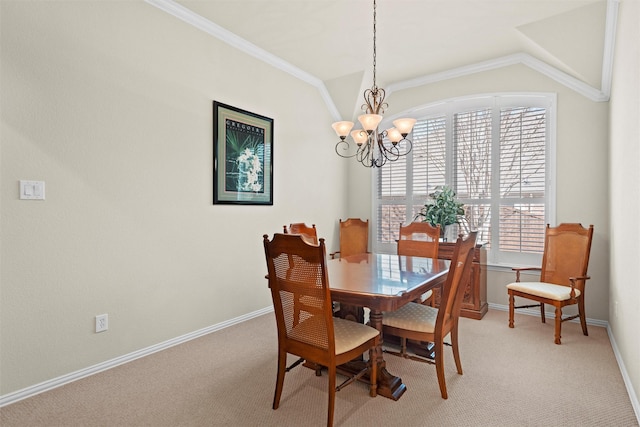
left=263, top=233, right=380, bottom=427
left=284, top=222, right=318, bottom=245
left=398, top=222, right=441, bottom=305
left=330, top=218, right=369, bottom=259
left=507, top=223, right=594, bottom=344
left=382, top=232, right=478, bottom=399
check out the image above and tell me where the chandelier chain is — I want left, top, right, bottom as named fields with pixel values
left=372, top=0, right=377, bottom=90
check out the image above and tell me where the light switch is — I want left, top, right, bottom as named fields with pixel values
left=20, top=180, right=45, bottom=200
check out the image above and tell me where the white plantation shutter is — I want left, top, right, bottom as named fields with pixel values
left=412, top=117, right=447, bottom=199
left=376, top=154, right=407, bottom=243
left=499, top=107, right=546, bottom=254
left=453, top=109, right=493, bottom=245
left=374, top=94, right=554, bottom=265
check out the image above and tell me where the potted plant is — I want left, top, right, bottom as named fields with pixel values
left=414, top=185, right=465, bottom=240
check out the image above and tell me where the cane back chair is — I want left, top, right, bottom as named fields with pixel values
left=398, top=222, right=441, bottom=304
left=507, top=223, right=594, bottom=344
left=382, top=232, right=478, bottom=399
left=263, top=233, right=380, bottom=427
left=330, top=218, right=369, bottom=259
left=284, top=222, right=318, bottom=245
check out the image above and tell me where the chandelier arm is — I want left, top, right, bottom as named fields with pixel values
left=377, top=137, right=400, bottom=163
left=334, top=140, right=359, bottom=159
left=357, top=140, right=374, bottom=167
left=360, top=138, right=379, bottom=168
left=362, top=87, right=387, bottom=115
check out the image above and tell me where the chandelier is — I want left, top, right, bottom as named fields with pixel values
left=331, top=0, right=416, bottom=168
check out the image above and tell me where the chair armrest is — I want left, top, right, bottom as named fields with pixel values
left=512, top=267, right=541, bottom=282
left=330, top=251, right=340, bottom=260
left=568, top=275, right=591, bottom=298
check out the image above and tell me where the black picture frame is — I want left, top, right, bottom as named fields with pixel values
left=213, top=101, right=273, bottom=205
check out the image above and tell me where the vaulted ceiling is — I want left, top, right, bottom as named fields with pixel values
left=147, top=0, right=616, bottom=119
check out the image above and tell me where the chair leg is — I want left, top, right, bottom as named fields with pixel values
left=554, top=306, right=562, bottom=345
left=327, top=365, right=336, bottom=427
left=540, top=302, right=546, bottom=323
left=400, top=337, right=408, bottom=356
left=451, top=325, right=463, bottom=375
left=368, top=348, right=377, bottom=397
left=434, top=339, right=448, bottom=399
left=273, top=349, right=287, bottom=409
left=578, top=297, right=589, bottom=336
left=508, top=292, right=515, bottom=328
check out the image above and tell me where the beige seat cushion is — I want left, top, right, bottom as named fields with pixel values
left=333, top=317, right=379, bottom=355
left=419, top=289, right=433, bottom=303
left=382, top=302, right=438, bottom=333
left=506, top=281, right=581, bottom=301
left=288, top=316, right=378, bottom=355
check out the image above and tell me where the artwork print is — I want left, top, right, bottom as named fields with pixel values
left=213, top=102, right=273, bottom=205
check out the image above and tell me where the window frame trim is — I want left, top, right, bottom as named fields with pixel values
left=371, top=92, right=556, bottom=268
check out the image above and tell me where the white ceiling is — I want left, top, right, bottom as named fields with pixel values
left=148, top=0, right=614, bottom=117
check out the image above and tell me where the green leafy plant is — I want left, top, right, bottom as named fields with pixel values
left=414, top=185, right=465, bottom=230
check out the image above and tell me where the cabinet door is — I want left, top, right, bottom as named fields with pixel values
left=434, top=242, right=488, bottom=320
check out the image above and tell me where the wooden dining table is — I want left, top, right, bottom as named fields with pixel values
left=327, top=252, right=450, bottom=401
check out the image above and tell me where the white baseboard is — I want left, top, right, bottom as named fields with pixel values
left=607, top=323, right=640, bottom=422
left=489, top=303, right=639, bottom=422
left=487, top=302, right=608, bottom=327
left=0, top=306, right=274, bottom=408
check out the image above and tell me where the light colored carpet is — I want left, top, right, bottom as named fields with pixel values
left=1, top=309, right=638, bottom=427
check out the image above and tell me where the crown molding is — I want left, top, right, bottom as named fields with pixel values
left=387, top=52, right=611, bottom=103
left=600, top=0, right=620, bottom=97
left=144, top=0, right=318, bottom=86
left=388, top=0, right=618, bottom=104
left=144, top=0, right=341, bottom=119
left=147, top=0, right=617, bottom=122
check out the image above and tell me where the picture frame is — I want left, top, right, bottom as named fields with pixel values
left=213, top=101, right=273, bottom=205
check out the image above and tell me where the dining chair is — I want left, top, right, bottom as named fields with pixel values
left=398, top=222, right=441, bottom=305
left=284, top=222, right=318, bottom=245
left=328, top=218, right=369, bottom=319
left=330, top=218, right=369, bottom=259
left=507, top=223, right=594, bottom=344
left=263, top=233, right=380, bottom=427
left=382, top=231, right=478, bottom=399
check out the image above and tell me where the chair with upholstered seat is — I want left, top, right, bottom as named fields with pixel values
left=330, top=218, right=369, bottom=259
left=382, top=231, right=477, bottom=399
left=263, top=233, right=379, bottom=427
left=507, top=223, right=594, bottom=345
left=398, top=221, right=440, bottom=258
left=284, top=222, right=318, bottom=245
left=398, top=222, right=440, bottom=305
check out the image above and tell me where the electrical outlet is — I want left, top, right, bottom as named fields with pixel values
left=95, top=314, right=108, bottom=333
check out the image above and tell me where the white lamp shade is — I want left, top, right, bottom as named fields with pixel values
left=331, top=121, right=354, bottom=137
left=351, top=129, right=369, bottom=145
left=358, top=114, right=383, bottom=132
left=392, top=118, right=417, bottom=135
left=386, top=127, right=403, bottom=143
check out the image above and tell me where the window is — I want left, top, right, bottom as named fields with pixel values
left=374, top=94, right=556, bottom=266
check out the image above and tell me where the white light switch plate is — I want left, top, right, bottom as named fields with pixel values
left=19, top=180, right=45, bottom=200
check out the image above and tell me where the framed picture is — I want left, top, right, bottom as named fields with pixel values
left=213, top=101, right=273, bottom=205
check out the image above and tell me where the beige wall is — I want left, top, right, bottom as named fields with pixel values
left=609, top=0, right=640, bottom=413
left=1, top=1, right=345, bottom=395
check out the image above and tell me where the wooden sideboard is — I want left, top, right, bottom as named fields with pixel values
left=432, top=242, right=488, bottom=320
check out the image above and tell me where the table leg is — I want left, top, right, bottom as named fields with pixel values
left=368, top=309, right=406, bottom=400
